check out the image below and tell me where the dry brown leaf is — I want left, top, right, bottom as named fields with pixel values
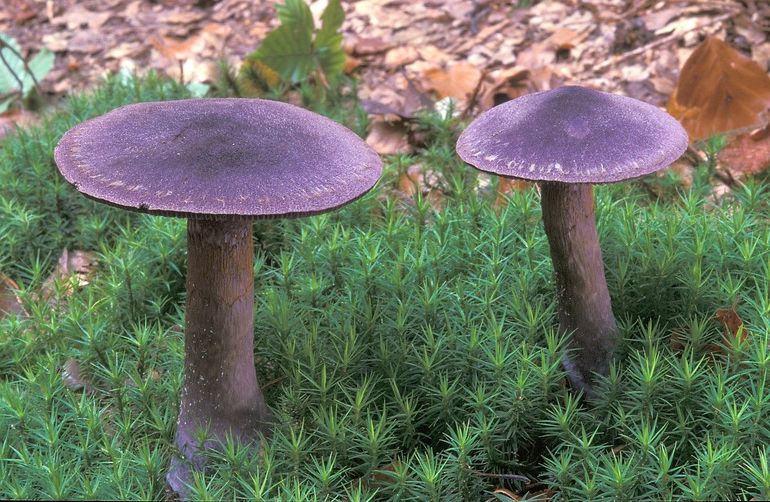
left=492, top=487, right=521, bottom=501
left=61, top=358, right=92, bottom=392
left=715, top=307, right=747, bottom=350
left=422, top=62, right=482, bottom=103
left=398, top=163, right=444, bottom=210
left=52, top=5, right=111, bottom=30
left=360, top=74, right=432, bottom=120
left=493, top=177, right=532, bottom=210
left=667, top=37, right=770, bottom=141
left=40, top=249, right=98, bottom=302
left=547, top=27, right=590, bottom=51
left=347, top=36, right=393, bottom=56
left=149, top=33, right=206, bottom=63
left=718, top=124, right=770, bottom=178
left=479, top=67, right=530, bottom=111
left=366, top=121, right=413, bottom=155
left=384, top=46, right=419, bottom=68
left=517, top=41, right=555, bottom=70
left=0, top=272, right=27, bottom=318
left=0, top=110, right=38, bottom=142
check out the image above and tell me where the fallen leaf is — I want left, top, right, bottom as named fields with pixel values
left=492, top=487, right=521, bottom=501
left=0, top=109, right=38, bottom=142
left=667, top=37, right=770, bottom=141
left=493, top=177, right=532, bottom=210
left=397, top=163, right=444, bottom=210
left=718, top=123, right=770, bottom=178
left=40, top=249, right=98, bottom=302
left=51, top=5, right=111, bottom=30
left=365, top=121, right=413, bottom=155
left=360, top=73, right=432, bottom=120
left=347, top=36, right=392, bottom=56
left=61, top=358, right=92, bottom=392
left=0, top=272, right=27, bottom=318
left=479, top=67, right=531, bottom=111
left=715, top=307, right=747, bottom=349
left=384, top=46, right=419, bottom=68
left=422, top=62, right=482, bottom=103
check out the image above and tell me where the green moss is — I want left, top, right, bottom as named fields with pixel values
left=1, top=75, right=770, bottom=501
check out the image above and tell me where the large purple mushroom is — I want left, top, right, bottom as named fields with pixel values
left=54, top=98, right=382, bottom=494
left=457, top=86, right=687, bottom=397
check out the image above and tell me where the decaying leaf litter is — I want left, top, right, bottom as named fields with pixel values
left=2, top=0, right=769, bottom=186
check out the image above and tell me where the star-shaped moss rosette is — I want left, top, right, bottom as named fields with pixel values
left=457, top=86, right=687, bottom=397
left=55, top=98, right=382, bottom=495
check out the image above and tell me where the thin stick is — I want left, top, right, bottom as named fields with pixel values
left=460, top=68, right=489, bottom=121
left=0, top=49, right=24, bottom=98
left=0, top=38, right=41, bottom=91
left=595, top=13, right=732, bottom=72
left=471, top=469, right=530, bottom=483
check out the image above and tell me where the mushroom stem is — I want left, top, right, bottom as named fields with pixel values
left=168, top=218, right=272, bottom=494
left=540, top=181, right=618, bottom=397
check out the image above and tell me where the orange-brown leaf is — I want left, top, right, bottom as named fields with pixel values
left=718, top=123, right=770, bottom=177
left=423, top=62, right=482, bottom=102
left=715, top=307, right=747, bottom=348
left=0, top=272, right=27, bottom=318
left=667, top=37, right=770, bottom=141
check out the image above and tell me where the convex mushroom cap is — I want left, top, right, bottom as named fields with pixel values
left=55, top=98, right=382, bottom=217
left=456, top=85, right=688, bottom=183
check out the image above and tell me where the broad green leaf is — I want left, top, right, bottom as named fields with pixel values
left=0, top=33, right=54, bottom=98
left=275, top=0, right=314, bottom=36
left=0, top=34, right=27, bottom=94
left=316, top=0, right=345, bottom=83
left=246, top=0, right=346, bottom=86
left=254, top=25, right=316, bottom=83
left=27, top=48, right=54, bottom=88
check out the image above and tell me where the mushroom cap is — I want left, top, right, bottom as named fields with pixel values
left=456, top=86, right=688, bottom=184
left=55, top=98, right=382, bottom=219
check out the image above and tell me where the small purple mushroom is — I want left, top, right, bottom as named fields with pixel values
left=457, top=86, right=687, bottom=397
left=54, top=98, right=382, bottom=494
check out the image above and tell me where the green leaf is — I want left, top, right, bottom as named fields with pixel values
left=0, top=34, right=26, bottom=94
left=254, top=0, right=315, bottom=83
left=0, top=33, right=54, bottom=98
left=246, top=0, right=346, bottom=86
left=27, top=48, right=54, bottom=88
left=315, top=0, right=345, bottom=83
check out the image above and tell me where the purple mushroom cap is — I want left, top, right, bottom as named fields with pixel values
left=54, top=98, right=382, bottom=218
left=456, top=86, right=688, bottom=183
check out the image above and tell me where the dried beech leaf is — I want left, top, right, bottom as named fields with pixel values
left=667, top=37, right=770, bottom=141
left=40, top=249, right=98, bottom=302
left=479, top=67, right=531, bottom=111
left=493, top=487, right=521, bottom=501
left=493, top=177, right=532, bottom=210
left=365, top=121, right=413, bottom=155
left=718, top=124, right=770, bottom=178
left=422, top=62, right=482, bottom=103
left=715, top=307, right=747, bottom=349
left=61, top=358, right=91, bottom=392
left=0, top=272, right=27, bottom=318
left=397, top=163, right=445, bottom=209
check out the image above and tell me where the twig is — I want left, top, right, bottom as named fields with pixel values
left=460, top=68, right=489, bottom=121
left=0, top=50, right=24, bottom=98
left=595, top=12, right=732, bottom=72
left=0, top=37, right=41, bottom=91
left=471, top=469, right=530, bottom=483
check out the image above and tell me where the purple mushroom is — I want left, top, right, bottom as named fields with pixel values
left=457, top=86, right=687, bottom=397
left=54, top=98, right=382, bottom=494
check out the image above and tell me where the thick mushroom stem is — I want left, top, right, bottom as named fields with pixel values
left=540, top=181, right=618, bottom=397
left=168, top=218, right=271, bottom=494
